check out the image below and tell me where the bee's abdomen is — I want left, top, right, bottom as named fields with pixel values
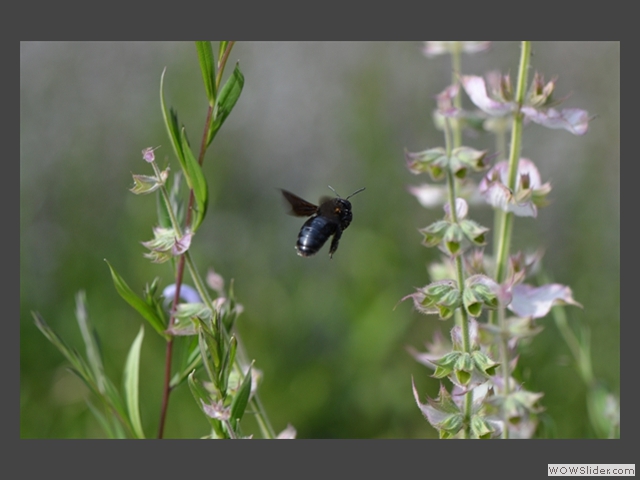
left=296, top=216, right=337, bottom=257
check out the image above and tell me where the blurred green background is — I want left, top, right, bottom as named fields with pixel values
left=20, top=41, right=619, bottom=438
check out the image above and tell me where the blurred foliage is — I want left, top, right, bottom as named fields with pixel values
left=20, top=41, right=619, bottom=438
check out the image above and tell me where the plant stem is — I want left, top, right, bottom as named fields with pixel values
left=156, top=41, right=274, bottom=438
left=450, top=44, right=463, bottom=149
left=492, top=40, right=531, bottom=439
left=443, top=117, right=472, bottom=438
left=494, top=41, right=530, bottom=283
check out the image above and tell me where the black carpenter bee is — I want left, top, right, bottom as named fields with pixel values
left=281, top=186, right=365, bottom=258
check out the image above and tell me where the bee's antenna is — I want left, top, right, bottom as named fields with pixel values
left=346, top=187, right=366, bottom=200
left=328, top=185, right=339, bottom=197
left=328, top=185, right=365, bottom=199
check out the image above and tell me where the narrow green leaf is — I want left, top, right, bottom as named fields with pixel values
left=180, top=129, right=208, bottom=231
left=35, top=311, right=137, bottom=437
left=74, top=291, right=106, bottom=393
left=207, top=63, right=244, bottom=146
left=195, top=41, right=216, bottom=105
left=196, top=318, right=219, bottom=386
left=157, top=183, right=172, bottom=229
left=123, top=326, right=145, bottom=439
left=218, top=42, right=229, bottom=62
left=187, top=370, right=211, bottom=407
left=219, top=336, right=237, bottom=395
left=230, top=364, right=253, bottom=429
left=86, top=400, right=125, bottom=439
left=105, top=260, right=168, bottom=339
left=160, top=68, right=186, bottom=170
left=171, top=338, right=203, bottom=388
left=100, top=375, right=132, bottom=432
left=33, top=312, right=98, bottom=394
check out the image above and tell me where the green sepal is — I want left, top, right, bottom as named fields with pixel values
left=167, top=302, right=212, bottom=337
left=455, top=369, right=471, bottom=386
left=438, top=413, right=464, bottom=437
left=452, top=146, right=489, bottom=174
left=436, top=304, right=456, bottom=320
left=130, top=169, right=169, bottom=195
left=444, top=224, right=465, bottom=256
left=470, top=414, right=495, bottom=439
left=188, top=371, right=225, bottom=438
left=405, top=147, right=448, bottom=181
left=471, top=350, right=500, bottom=377
left=420, top=280, right=461, bottom=320
left=460, top=219, right=488, bottom=246
left=432, top=351, right=462, bottom=379
left=419, top=220, right=449, bottom=247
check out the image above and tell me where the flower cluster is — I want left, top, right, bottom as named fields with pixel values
left=406, top=42, right=587, bottom=439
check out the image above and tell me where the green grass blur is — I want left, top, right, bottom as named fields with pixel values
left=20, top=42, right=619, bottom=438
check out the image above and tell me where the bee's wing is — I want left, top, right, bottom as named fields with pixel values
left=280, top=189, right=319, bottom=217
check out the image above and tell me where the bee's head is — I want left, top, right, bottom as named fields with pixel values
left=333, top=198, right=352, bottom=229
left=327, top=186, right=364, bottom=229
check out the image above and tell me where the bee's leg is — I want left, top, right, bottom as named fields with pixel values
left=328, top=228, right=343, bottom=259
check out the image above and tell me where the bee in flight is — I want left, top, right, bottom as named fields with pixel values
left=280, top=186, right=365, bottom=258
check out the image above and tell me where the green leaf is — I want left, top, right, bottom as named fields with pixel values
left=218, top=336, right=237, bottom=395
left=160, top=68, right=186, bottom=169
left=123, top=326, right=145, bottom=439
left=97, top=374, right=134, bottom=434
left=74, top=291, right=107, bottom=392
left=218, top=42, right=229, bottom=62
left=171, top=344, right=203, bottom=389
left=157, top=180, right=172, bottom=229
left=196, top=318, right=219, bottom=386
left=230, top=364, right=253, bottom=429
left=195, top=41, right=216, bottom=105
left=34, top=310, right=136, bottom=437
left=86, top=400, right=126, bottom=439
left=180, top=129, right=209, bottom=231
left=187, top=370, right=212, bottom=409
left=207, top=63, right=244, bottom=146
left=105, top=260, right=168, bottom=339
left=33, top=312, right=100, bottom=397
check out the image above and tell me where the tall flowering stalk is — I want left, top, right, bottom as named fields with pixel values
left=406, top=41, right=594, bottom=438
